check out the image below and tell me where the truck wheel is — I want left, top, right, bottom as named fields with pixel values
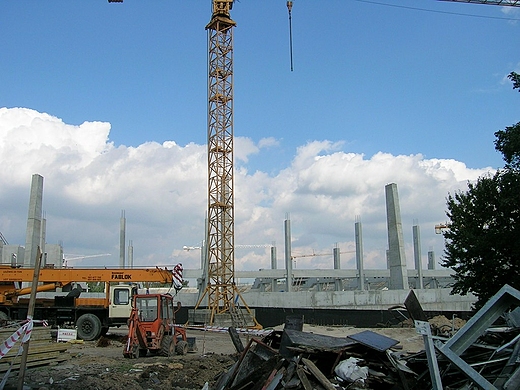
left=76, top=313, right=102, bottom=341
left=160, top=335, right=174, bottom=357
left=175, top=340, right=188, bottom=355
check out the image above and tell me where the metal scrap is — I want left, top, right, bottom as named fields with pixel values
left=213, top=285, right=520, bottom=389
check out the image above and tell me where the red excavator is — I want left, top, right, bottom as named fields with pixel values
left=123, top=293, right=189, bottom=358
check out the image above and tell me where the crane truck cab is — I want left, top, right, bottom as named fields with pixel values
left=123, top=292, right=188, bottom=359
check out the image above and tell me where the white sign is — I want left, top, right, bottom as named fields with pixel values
left=57, top=328, right=77, bottom=342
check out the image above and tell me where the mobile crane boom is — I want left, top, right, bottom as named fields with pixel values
left=0, top=265, right=182, bottom=301
left=0, top=264, right=184, bottom=341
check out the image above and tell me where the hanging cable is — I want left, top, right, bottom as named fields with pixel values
left=287, top=1, right=294, bottom=72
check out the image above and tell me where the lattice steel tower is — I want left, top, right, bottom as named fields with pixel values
left=194, top=0, right=260, bottom=328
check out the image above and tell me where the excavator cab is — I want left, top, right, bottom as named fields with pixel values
left=123, top=293, right=188, bottom=359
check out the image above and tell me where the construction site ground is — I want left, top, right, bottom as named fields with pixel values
left=6, top=324, right=426, bottom=390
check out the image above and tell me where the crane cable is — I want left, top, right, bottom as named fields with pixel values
left=287, top=1, right=294, bottom=72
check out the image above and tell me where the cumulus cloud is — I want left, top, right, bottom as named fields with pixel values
left=0, top=107, right=494, bottom=281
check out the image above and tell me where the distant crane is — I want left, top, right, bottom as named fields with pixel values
left=435, top=224, right=450, bottom=234
left=63, top=253, right=111, bottom=267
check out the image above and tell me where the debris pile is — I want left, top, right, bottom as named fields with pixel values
left=215, top=284, right=520, bottom=390
left=215, top=326, right=416, bottom=390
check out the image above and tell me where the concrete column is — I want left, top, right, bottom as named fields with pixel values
left=284, top=215, right=293, bottom=292
left=385, top=183, right=409, bottom=290
left=40, top=214, right=46, bottom=267
left=355, top=220, right=365, bottom=291
left=333, top=245, right=341, bottom=291
left=120, top=210, right=126, bottom=268
left=24, top=174, right=43, bottom=267
left=128, top=240, right=134, bottom=268
left=428, top=250, right=436, bottom=270
left=413, top=224, right=424, bottom=289
left=270, top=243, right=277, bottom=292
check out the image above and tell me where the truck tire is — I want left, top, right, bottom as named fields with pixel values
left=76, top=313, right=102, bottom=341
left=175, top=340, right=188, bottom=355
left=160, top=335, right=174, bottom=357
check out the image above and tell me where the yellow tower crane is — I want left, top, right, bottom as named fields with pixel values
left=194, top=0, right=261, bottom=329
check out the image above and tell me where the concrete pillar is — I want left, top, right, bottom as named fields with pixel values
left=284, top=215, right=293, bottom=292
left=333, top=245, right=341, bottom=291
left=385, top=183, right=409, bottom=290
left=355, top=220, right=365, bottom=291
left=413, top=224, right=424, bottom=289
left=40, top=214, right=46, bottom=267
left=120, top=210, right=126, bottom=268
left=270, top=243, right=277, bottom=292
left=128, top=240, right=134, bottom=268
left=24, top=174, right=43, bottom=267
left=428, top=250, right=436, bottom=270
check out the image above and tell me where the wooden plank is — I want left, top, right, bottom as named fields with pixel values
left=0, top=327, right=53, bottom=341
left=1, top=341, right=68, bottom=358
left=0, top=354, right=70, bottom=373
left=301, top=358, right=336, bottom=390
left=296, top=366, right=312, bottom=390
left=0, top=351, right=61, bottom=367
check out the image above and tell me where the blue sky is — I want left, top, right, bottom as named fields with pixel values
left=2, top=1, right=518, bottom=169
left=0, top=1, right=519, bottom=277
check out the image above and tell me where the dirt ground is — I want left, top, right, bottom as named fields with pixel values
left=6, top=324, right=426, bottom=390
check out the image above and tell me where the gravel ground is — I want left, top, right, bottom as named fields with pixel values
left=5, top=324, right=426, bottom=390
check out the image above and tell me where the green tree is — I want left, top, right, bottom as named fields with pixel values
left=442, top=170, right=520, bottom=307
left=494, top=122, right=520, bottom=170
left=509, top=71, right=520, bottom=92
left=441, top=72, right=520, bottom=308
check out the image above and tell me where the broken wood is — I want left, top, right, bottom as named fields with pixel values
left=296, top=367, right=312, bottom=390
left=301, top=358, right=335, bottom=390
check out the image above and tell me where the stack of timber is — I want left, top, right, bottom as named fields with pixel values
left=0, top=327, right=70, bottom=372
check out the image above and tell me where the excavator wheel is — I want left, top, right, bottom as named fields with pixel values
left=160, top=335, right=174, bottom=357
left=175, top=340, right=188, bottom=355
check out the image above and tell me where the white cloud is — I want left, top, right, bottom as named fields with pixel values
left=0, top=107, right=494, bottom=279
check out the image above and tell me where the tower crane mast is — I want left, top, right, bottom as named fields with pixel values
left=194, top=0, right=260, bottom=328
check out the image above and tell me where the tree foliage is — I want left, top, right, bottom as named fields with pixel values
left=441, top=170, right=520, bottom=307
left=494, top=122, right=520, bottom=170
left=509, top=71, right=520, bottom=92
left=441, top=72, right=520, bottom=308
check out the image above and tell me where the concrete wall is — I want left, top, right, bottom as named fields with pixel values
left=1, top=245, right=25, bottom=266
left=177, top=288, right=476, bottom=312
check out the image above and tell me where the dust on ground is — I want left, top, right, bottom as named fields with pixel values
left=6, top=324, right=426, bottom=390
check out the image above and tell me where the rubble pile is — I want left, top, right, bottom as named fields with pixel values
left=214, top=285, right=520, bottom=390
left=215, top=327, right=420, bottom=390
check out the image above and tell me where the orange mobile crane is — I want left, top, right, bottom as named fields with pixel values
left=0, top=265, right=183, bottom=340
